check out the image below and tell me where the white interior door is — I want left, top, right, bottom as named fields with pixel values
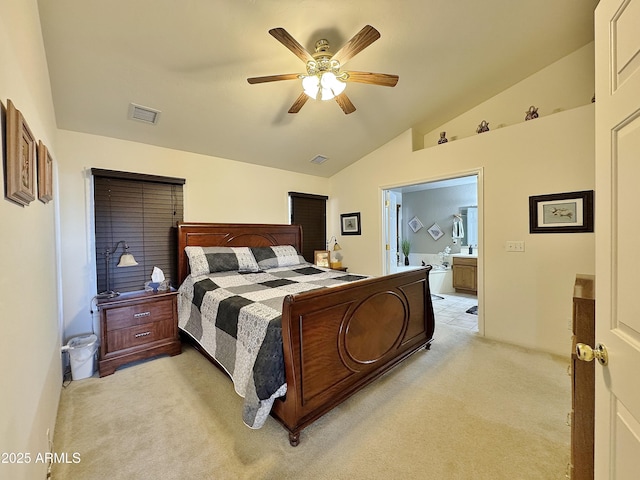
left=595, top=0, right=640, bottom=477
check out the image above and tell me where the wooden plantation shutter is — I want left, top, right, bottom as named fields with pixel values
left=92, top=169, right=185, bottom=294
left=289, top=192, right=328, bottom=263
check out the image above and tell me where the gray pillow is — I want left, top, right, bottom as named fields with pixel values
left=185, top=246, right=260, bottom=276
left=250, top=246, right=306, bottom=270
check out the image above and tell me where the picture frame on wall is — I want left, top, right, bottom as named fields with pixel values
left=37, top=140, right=54, bottom=203
left=5, top=99, right=36, bottom=206
left=314, top=250, right=330, bottom=268
left=408, top=215, right=424, bottom=233
left=427, top=222, right=444, bottom=240
left=529, top=190, right=594, bottom=233
left=340, top=212, right=361, bottom=235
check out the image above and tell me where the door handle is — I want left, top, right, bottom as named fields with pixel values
left=576, top=343, right=608, bottom=366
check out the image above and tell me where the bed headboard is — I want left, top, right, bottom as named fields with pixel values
left=177, top=222, right=303, bottom=284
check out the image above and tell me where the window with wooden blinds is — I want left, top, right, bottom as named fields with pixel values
left=92, top=169, right=185, bottom=294
left=289, top=192, right=328, bottom=262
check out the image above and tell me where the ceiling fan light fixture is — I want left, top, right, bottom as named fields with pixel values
left=302, top=75, right=320, bottom=98
left=248, top=26, right=395, bottom=114
left=321, top=72, right=346, bottom=97
left=302, top=72, right=346, bottom=101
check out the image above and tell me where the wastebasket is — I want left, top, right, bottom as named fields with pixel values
left=64, top=334, right=98, bottom=380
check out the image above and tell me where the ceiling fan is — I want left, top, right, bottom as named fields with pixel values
left=247, top=25, right=399, bottom=114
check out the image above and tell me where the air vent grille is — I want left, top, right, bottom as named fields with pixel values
left=310, top=155, right=328, bottom=165
left=128, top=103, right=161, bottom=125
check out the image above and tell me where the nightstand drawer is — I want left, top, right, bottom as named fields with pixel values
left=106, top=319, right=175, bottom=352
left=104, top=297, right=173, bottom=331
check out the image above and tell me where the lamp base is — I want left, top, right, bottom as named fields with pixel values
left=97, top=290, right=120, bottom=300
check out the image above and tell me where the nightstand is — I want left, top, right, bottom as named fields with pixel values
left=97, top=290, right=181, bottom=376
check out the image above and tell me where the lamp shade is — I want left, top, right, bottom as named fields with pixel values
left=116, top=252, right=138, bottom=267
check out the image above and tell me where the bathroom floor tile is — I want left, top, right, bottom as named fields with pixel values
left=432, top=292, right=478, bottom=332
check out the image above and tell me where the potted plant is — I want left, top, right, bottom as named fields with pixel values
left=401, top=239, right=411, bottom=265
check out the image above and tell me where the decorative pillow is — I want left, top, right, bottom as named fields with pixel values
left=185, top=246, right=260, bottom=276
left=250, top=245, right=306, bottom=270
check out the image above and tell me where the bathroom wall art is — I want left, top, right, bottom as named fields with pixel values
left=408, top=216, right=424, bottom=233
left=427, top=222, right=444, bottom=240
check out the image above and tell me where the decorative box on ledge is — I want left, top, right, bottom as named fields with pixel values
left=97, top=289, right=181, bottom=376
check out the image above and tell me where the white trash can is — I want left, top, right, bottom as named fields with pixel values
left=65, top=334, right=98, bottom=380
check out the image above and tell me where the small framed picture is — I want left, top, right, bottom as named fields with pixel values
left=340, top=212, right=361, bottom=235
left=314, top=250, right=330, bottom=267
left=529, top=190, right=594, bottom=233
left=5, top=99, right=36, bottom=206
left=37, top=141, right=54, bottom=203
left=408, top=216, right=424, bottom=233
left=427, top=223, right=444, bottom=240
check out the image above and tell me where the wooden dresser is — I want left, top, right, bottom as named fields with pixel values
left=98, top=290, right=181, bottom=376
left=452, top=256, right=477, bottom=294
left=569, top=274, right=595, bottom=479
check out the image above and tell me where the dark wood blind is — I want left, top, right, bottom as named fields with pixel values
left=289, top=192, right=328, bottom=262
left=93, top=169, right=184, bottom=294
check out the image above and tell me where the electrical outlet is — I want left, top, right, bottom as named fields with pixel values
left=506, top=241, right=525, bottom=252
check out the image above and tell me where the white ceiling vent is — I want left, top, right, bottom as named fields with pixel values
left=128, top=103, right=161, bottom=125
left=310, top=155, right=328, bottom=165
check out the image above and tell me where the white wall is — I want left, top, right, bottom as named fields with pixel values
left=328, top=44, right=595, bottom=356
left=329, top=104, right=594, bottom=356
left=0, top=1, right=61, bottom=479
left=55, top=130, right=330, bottom=339
left=421, top=41, right=594, bottom=147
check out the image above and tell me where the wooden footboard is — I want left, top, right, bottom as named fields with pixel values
left=273, top=267, right=435, bottom=446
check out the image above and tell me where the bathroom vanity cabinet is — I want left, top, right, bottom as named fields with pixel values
left=452, top=256, right=477, bottom=294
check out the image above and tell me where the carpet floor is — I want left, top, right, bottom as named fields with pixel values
left=52, top=322, right=571, bottom=479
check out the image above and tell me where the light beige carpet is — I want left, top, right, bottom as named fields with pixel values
left=52, top=322, right=571, bottom=479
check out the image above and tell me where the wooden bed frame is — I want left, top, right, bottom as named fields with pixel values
left=177, top=222, right=435, bottom=446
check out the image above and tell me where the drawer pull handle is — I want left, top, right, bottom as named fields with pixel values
left=134, top=311, right=151, bottom=318
left=135, top=331, right=151, bottom=338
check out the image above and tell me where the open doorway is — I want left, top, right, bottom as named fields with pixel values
left=382, top=172, right=483, bottom=334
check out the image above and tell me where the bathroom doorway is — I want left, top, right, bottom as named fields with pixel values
left=382, top=171, right=483, bottom=334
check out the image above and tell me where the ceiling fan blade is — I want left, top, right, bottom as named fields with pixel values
left=269, top=28, right=315, bottom=63
left=247, top=73, right=300, bottom=84
left=288, top=92, right=309, bottom=113
left=345, top=71, right=399, bottom=87
left=335, top=93, right=356, bottom=114
left=332, top=25, right=381, bottom=66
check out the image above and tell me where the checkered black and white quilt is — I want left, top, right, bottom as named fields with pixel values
left=177, top=264, right=367, bottom=429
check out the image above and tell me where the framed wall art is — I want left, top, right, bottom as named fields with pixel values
left=314, top=250, right=330, bottom=268
left=5, top=99, right=36, bottom=206
left=529, top=190, right=594, bottom=233
left=408, top=215, right=424, bottom=233
left=340, top=212, right=361, bottom=235
left=427, top=222, right=444, bottom=240
left=37, top=140, right=54, bottom=203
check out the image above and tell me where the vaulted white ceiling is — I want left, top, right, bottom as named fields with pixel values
left=37, top=0, right=598, bottom=177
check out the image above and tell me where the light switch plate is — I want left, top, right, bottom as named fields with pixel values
left=506, top=241, right=525, bottom=252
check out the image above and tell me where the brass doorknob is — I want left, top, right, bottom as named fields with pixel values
left=576, top=343, right=608, bottom=366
